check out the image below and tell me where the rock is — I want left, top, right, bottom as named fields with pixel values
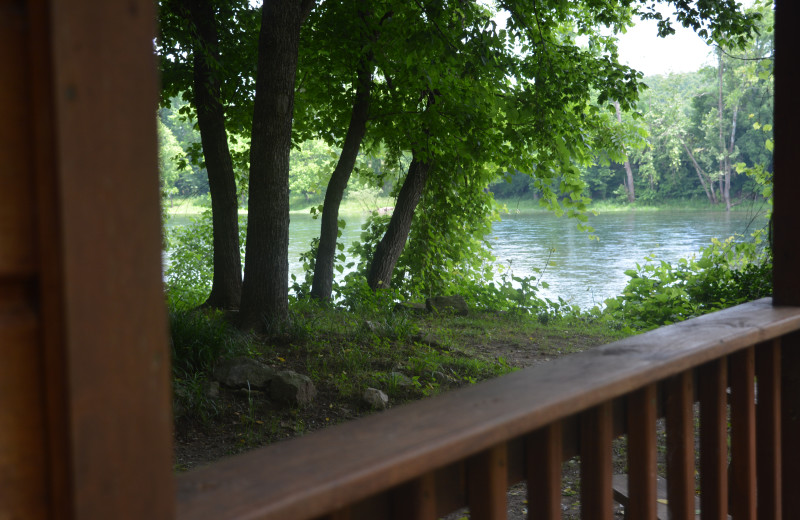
left=363, top=387, right=389, bottom=409
left=213, top=356, right=277, bottom=390
left=394, top=301, right=427, bottom=314
left=425, top=295, right=469, bottom=316
left=271, top=370, right=317, bottom=407
left=203, top=381, right=220, bottom=399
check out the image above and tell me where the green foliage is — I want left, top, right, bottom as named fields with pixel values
left=603, top=236, right=771, bottom=330
left=164, top=211, right=247, bottom=308
left=290, top=139, right=337, bottom=204
left=170, top=308, right=250, bottom=377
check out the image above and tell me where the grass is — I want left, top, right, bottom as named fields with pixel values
left=171, top=298, right=633, bottom=469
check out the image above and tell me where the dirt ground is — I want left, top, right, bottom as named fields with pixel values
left=174, top=328, right=643, bottom=518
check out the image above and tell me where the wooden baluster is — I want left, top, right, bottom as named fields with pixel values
left=527, top=422, right=563, bottom=520
left=699, top=359, right=728, bottom=520
left=756, top=339, right=782, bottom=520
left=581, top=402, right=613, bottom=520
left=665, top=372, right=697, bottom=520
left=628, top=385, right=658, bottom=520
left=782, top=331, right=800, bottom=519
left=730, top=347, right=756, bottom=520
left=468, top=443, right=508, bottom=520
left=392, top=472, right=437, bottom=520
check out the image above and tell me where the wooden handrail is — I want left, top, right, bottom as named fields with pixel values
left=176, top=298, right=800, bottom=520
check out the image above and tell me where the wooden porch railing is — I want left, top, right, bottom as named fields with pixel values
left=176, top=298, right=800, bottom=520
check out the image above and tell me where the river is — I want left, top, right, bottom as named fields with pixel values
left=169, top=208, right=767, bottom=310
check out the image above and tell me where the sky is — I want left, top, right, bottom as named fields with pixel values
left=615, top=1, right=756, bottom=77
left=615, top=16, right=716, bottom=77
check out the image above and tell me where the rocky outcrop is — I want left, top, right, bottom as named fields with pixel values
left=213, top=356, right=276, bottom=389
left=213, top=356, right=316, bottom=407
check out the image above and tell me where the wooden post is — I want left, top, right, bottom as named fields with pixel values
left=774, top=1, right=800, bottom=517
left=782, top=333, right=800, bottom=519
left=773, top=0, right=800, bottom=305
left=1, top=1, right=173, bottom=519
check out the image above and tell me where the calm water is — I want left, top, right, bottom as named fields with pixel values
left=169, top=209, right=766, bottom=310
left=488, top=210, right=765, bottom=309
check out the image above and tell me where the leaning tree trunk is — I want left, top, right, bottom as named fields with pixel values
left=681, top=139, right=718, bottom=204
left=310, top=50, right=373, bottom=300
left=184, top=0, right=242, bottom=309
left=239, top=0, right=313, bottom=331
left=717, top=52, right=732, bottom=212
left=614, top=101, right=635, bottom=203
left=366, top=156, right=431, bottom=290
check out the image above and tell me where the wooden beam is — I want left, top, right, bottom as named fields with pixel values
left=2, top=0, right=175, bottom=518
left=773, top=0, right=800, bottom=305
left=1, top=2, right=55, bottom=519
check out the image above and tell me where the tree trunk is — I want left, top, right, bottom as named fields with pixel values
left=310, top=30, right=373, bottom=300
left=184, top=0, right=242, bottom=310
left=239, top=0, right=313, bottom=331
left=717, top=52, right=732, bottom=211
left=366, top=156, right=430, bottom=290
left=614, top=101, right=635, bottom=203
left=681, top=139, right=717, bottom=204
left=725, top=101, right=740, bottom=209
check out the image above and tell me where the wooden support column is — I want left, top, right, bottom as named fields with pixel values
left=1, top=1, right=173, bottom=519
left=1, top=3, right=50, bottom=518
left=773, top=0, right=800, bottom=304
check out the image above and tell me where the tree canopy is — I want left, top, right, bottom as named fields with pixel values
left=156, top=0, right=765, bottom=329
